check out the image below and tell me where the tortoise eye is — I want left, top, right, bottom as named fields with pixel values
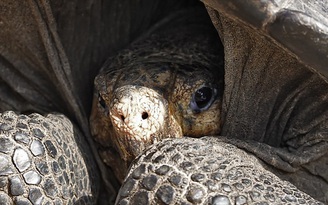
left=98, top=94, right=107, bottom=110
left=190, top=86, right=217, bottom=113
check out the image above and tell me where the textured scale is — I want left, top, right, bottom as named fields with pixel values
left=115, top=137, right=323, bottom=205
left=0, top=111, right=99, bottom=204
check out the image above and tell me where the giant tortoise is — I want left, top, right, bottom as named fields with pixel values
left=0, top=0, right=327, bottom=204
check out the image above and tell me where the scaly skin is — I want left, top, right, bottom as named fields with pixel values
left=116, top=137, right=323, bottom=205
left=0, top=111, right=99, bottom=204
left=90, top=9, right=224, bottom=181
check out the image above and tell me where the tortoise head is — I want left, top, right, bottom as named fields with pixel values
left=89, top=16, right=224, bottom=179
left=90, top=60, right=223, bottom=179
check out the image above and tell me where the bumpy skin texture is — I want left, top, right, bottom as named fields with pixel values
left=116, top=137, right=323, bottom=205
left=90, top=8, right=224, bottom=181
left=0, top=111, right=99, bottom=204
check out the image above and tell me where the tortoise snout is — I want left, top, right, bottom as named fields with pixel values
left=114, top=109, right=149, bottom=124
left=109, top=85, right=167, bottom=143
left=110, top=103, right=151, bottom=133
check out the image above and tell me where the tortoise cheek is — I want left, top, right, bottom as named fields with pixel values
left=89, top=94, right=114, bottom=147
left=166, top=115, right=183, bottom=139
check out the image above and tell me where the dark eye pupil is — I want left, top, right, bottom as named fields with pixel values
left=194, top=87, right=213, bottom=109
left=98, top=94, right=107, bottom=109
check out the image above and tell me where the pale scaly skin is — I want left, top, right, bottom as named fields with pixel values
left=90, top=9, right=224, bottom=182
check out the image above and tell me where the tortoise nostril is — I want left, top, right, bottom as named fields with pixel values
left=120, top=115, right=125, bottom=122
left=142, top=112, right=149, bottom=120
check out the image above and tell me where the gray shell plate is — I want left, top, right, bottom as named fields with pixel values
left=203, top=0, right=328, bottom=78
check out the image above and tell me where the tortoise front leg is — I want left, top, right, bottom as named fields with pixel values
left=0, top=111, right=100, bottom=204
left=116, top=137, right=323, bottom=205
